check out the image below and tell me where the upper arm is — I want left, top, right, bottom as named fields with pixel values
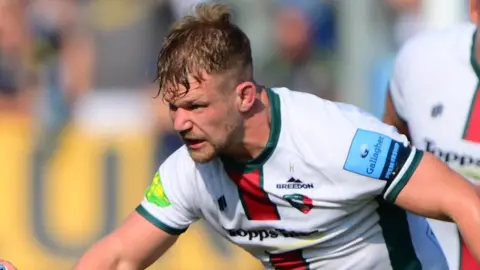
left=315, top=102, right=421, bottom=203
left=394, top=152, right=480, bottom=221
left=136, top=150, right=200, bottom=235
left=330, top=104, right=480, bottom=221
left=76, top=148, right=199, bottom=269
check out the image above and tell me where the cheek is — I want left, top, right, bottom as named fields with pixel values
left=197, top=110, right=230, bottom=135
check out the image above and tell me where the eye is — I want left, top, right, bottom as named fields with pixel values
left=168, top=103, right=178, bottom=112
left=189, top=104, right=206, bottom=110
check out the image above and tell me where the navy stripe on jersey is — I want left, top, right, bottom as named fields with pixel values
left=376, top=199, right=421, bottom=270
left=380, top=140, right=411, bottom=180
left=268, top=250, right=309, bottom=270
left=380, top=141, right=412, bottom=193
left=226, top=168, right=280, bottom=221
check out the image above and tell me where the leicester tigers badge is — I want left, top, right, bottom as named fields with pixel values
left=283, top=194, right=313, bottom=214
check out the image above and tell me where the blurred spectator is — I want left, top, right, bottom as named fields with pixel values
left=28, top=0, right=93, bottom=157
left=387, top=0, right=424, bottom=47
left=68, top=0, right=181, bottom=165
left=0, top=0, right=36, bottom=115
left=369, top=0, right=424, bottom=117
left=259, top=0, right=338, bottom=101
left=85, top=0, right=165, bottom=91
left=74, top=0, right=169, bottom=134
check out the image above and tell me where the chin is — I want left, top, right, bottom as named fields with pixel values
left=187, top=148, right=217, bottom=164
left=189, top=153, right=216, bottom=163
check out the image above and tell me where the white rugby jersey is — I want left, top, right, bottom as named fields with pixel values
left=389, top=23, right=480, bottom=270
left=138, top=87, right=447, bottom=270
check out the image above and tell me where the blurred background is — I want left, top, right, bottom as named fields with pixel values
left=0, top=0, right=470, bottom=269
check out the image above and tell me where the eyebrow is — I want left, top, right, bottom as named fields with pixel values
left=172, top=94, right=205, bottom=106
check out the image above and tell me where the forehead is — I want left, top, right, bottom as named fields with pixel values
left=164, top=73, right=223, bottom=104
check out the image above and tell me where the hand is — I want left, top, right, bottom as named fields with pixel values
left=0, top=260, right=18, bottom=270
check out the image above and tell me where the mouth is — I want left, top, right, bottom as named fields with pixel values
left=184, top=138, right=206, bottom=149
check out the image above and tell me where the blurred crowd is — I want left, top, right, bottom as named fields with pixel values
left=0, top=0, right=451, bottom=164
left=0, top=0, right=472, bottom=268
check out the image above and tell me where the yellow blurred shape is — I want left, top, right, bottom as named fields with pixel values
left=0, top=116, right=262, bottom=270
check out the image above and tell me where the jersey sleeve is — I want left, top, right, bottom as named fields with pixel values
left=136, top=147, right=200, bottom=235
left=326, top=102, right=424, bottom=203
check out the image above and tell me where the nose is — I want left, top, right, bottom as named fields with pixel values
left=171, top=108, right=193, bottom=133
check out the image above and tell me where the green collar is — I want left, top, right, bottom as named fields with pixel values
left=220, top=88, right=282, bottom=173
left=470, top=29, right=480, bottom=78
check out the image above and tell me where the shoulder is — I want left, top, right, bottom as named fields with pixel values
left=393, top=23, right=475, bottom=77
left=274, top=88, right=407, bottom=167
left=161, top=146, right=193, bottom=169
left=160, top=146, right=197, bottom=174
left=159, top=145, right=220, bottom=191
left=139, top=146, right=204, bottom=234
left=275, top=87, right=388, bottom=134
left=156, top=146, right=201, bottom=194
left=388, top=23, right=475, bottom=118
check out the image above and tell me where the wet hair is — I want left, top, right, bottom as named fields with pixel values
left=156, top=3, right=253, bottom=101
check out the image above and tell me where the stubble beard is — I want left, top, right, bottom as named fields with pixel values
left=188, top=121, right=241, bottom=164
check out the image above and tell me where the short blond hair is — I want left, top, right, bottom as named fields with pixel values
left=156, top=3, right=253, bottom=101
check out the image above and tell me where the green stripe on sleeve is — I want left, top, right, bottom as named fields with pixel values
left=384, top=150, right=424, bottom=203
left=136, top=205, right=188, bottom=235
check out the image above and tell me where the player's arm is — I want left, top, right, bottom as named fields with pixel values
left=331, top=102, right=480, bottom=262
left=74, top=211, right=178, bottom=270
left=76, top=150, right=199, bottom=269
left=393, top=153, right=480, bottom=261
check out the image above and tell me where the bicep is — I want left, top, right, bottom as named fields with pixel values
left=394, top=152, right=480, bottom=222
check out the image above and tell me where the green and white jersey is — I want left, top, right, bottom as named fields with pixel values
left=389, top=23, right=480, bottom=270
left=138, top=87, right=447, bottom=270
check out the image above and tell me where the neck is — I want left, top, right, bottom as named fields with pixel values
left=226, top=88, right=272, bottom=162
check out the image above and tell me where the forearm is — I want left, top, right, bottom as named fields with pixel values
left=394, top=152, right=480, bottom=261
left=74, top=237, right=141, bottom=270
left=454, top=203, right=480, bottom=262
left=445, top=179, right=480, bottom=262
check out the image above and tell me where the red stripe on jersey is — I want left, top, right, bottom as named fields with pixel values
left=460, top=238, right=480, bottom=270
left=226, top=169, right=280, bottom=221
left=464, top=87, right=480, bottom=143
left=269, top=250, right=309, bottom=270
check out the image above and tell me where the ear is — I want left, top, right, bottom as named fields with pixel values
left=235, top=82, right=257, bottom=113
left=471, top=0, right=479, bottom=24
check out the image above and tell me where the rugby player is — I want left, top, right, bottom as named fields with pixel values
left=67, top=3, right=480, bottom=270
left=384, top=0, right=480, bottom=269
